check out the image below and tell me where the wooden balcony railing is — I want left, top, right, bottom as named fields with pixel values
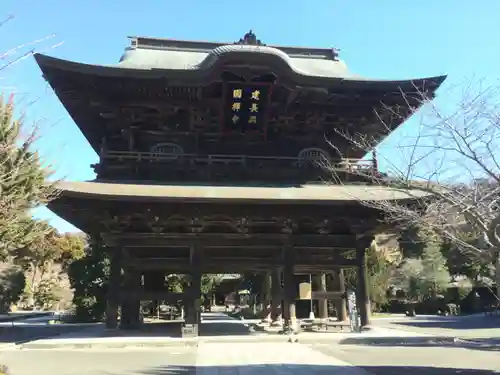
left=101, top=151, right=377, bottom=173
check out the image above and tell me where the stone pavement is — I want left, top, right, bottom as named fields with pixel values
left=371, top=314, right=500, bottom=340
left=194, top=342, right=367, bottom=375
left=0, top=342, right=368, bottom=375
left=1, top=313, right=498, bottom=375
left=17, top=312, right=438, bottom=349
left=0, top=345, right=198, bottom=375
left=313, top=343, right=500, bottom=375
left=9, top=311, right=499, bottom=350
left=3, top=340, right=497, bottom=375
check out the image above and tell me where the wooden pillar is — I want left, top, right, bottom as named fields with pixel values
left=106, top=248, right=122, bottom=329
left=184, top=244, right=201, bottom=336
left=120, top=269, right=141, bottom=330
left=334, top=269, right=347, bottom=321
left=188, top=270, right=201, bottom=325
left=131, top=271, right=142, bottom=328
left=129, top=128, right=135, bottom=151
left=317, top=273, right=328, bottom=320
left=270, top=267, right=282, bottom=325
left=261, top=271, right=272, bottom=322
left=356, top=236, right=372, bottom=327
left=283, top=246, right=297, bottom=331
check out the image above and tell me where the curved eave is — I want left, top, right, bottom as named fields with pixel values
left=35, top=53, right=446, bottom=155
left=34, top=53, right=447, bottom=91
left=48, top=181, right=429, bottom=205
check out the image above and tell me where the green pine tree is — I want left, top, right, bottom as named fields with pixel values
left=399, top=224, right=436, bottom=258
left=68, top=236, right=110, bottom=322
left=420, top=233, right=451, bottom=297
left=366, top=241, right=393, bottom=310
left=0, top=95, right=56, bottom=258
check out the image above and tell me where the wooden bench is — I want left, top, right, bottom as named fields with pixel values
left=485, top=300, right=500, bottom=316
left=300, top=319, right=349, bottom=332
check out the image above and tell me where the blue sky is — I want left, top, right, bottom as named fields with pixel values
left=1, top=0, right=499, bottom=233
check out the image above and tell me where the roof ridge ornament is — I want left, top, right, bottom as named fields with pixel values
left=235, top=30, right=265, bottom=46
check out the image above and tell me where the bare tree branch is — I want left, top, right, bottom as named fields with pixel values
left=328, top=79, right=500, bottom=298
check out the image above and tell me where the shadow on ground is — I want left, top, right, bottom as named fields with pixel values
left=138, top=364, right=498, bottom=375
left=390, top=315, right=500, bottom=330
left=340, top=336, right=500, bottom=352
left=17, top=313, right=257, bottom=342
left=91, top=320, right=255, bottom=338
left=0, top=325, right=91, bottom=344
left=200, top=314, right=254, bottom=336
left=0, top=312, right=52, bottom=323
left=117, top=312, right=254, bottom=337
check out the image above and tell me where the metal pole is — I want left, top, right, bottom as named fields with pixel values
left=309, top=274, right=313, bottom=314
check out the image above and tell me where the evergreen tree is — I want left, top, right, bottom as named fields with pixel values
left=399, top=224, right=426, bottom=258
left=366, top=241, right=392, bottom=309
left=393, top=258, right=425, bottom=301
left=420, top=236, right=451, bottom=297
left=68, top=237, right=110, bottom=321
left=0, top=266, right=25, bottom=313
left=399, top=224, right=438, bottom=258
left=441, top=234, right=491, bottom=282
left=0, top=95, right=56, bottom=258
left=394, top=230, right=450, bottom=301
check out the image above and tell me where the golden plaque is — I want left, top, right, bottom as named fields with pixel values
left=299, top=282, right=312, bottom=300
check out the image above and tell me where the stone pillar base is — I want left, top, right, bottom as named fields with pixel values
left=260, top=317, right=272, bottom=325
left=281, top=318, right=299, bottom=335
left=271, top=318, right=283, bottom=327
left=105, top=303, right=118, bottom=329
left=181, top=323, right=199, bottom=338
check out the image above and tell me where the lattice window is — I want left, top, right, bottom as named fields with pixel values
left=297, top=147, right=329, bottom=168
left=150, top=143, right=184, bottom=159
left=298, top=147, right=329, bottom=161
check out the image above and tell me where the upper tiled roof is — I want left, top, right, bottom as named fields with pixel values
left=34, top=32, right=446, bottom=89
left=117, top=39, right=363, bottom=80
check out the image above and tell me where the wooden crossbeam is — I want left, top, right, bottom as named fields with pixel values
left=119, top=291, right=184, bottom=302
left=124, top=257, right=357, bottom=271
left=311, top=291, right=344, bottom=299
left=103, top=232, right=359, bottom=249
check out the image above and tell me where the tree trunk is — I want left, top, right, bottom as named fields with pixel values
left=29, top=266, right=38, bottom=309
left=496, top=252, right=500, bottom=299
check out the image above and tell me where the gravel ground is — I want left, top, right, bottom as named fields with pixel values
left=312, top=343, right=500, bottom=375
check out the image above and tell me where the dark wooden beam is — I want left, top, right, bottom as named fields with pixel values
left=119, top=291, right=184, bottom=302
left=294, top=263, right=357, bottom=271
left=103, top=233, right=359, bottom=249
left=126, top=264, right=355, bottom=273
left=311, top=291, right=344, bottom=299
left=124, top=257, right=357, bottom=271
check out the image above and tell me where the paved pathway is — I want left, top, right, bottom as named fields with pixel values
left=195, top=342, right=366, bottom=375
left=3, top=340, right=497, bottom=375
left=1, top=313, right=498, bottom=375
left=313, top=343, right=500, bottom=375
left=0, top=342, right=367, bottom=375
left=19, top=311, right=432, bottom=349
left=371, top=314, right=500, bottom=340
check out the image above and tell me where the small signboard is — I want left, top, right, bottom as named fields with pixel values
left=181, top=323, right=198, bottom=338
left=347, top=289, right=360, bottom=333
left=298, top=282, right=312, bottom=300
